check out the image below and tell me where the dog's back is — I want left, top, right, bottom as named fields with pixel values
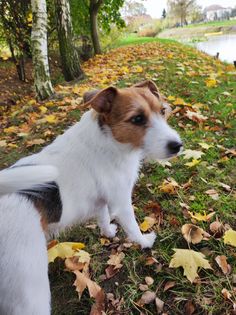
left=0, top=165, right=58, bottom=315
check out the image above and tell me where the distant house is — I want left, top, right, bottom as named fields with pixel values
left=204, top=5, right=232, bottom=21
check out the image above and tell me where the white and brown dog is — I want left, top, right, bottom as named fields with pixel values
left=0, top=81, right=182, bottom=314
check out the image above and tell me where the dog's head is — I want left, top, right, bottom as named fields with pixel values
left=83, top=80, right=182, bottom=160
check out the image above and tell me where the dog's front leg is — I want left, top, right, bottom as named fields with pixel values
left=111, top=202, right=156, bottom=249
left=97, top=205, right=117, bottom=238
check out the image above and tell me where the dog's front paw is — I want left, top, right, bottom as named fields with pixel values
left=139, top=232, right=156, bottom=249
left=102, top=223, right=117, bottom=238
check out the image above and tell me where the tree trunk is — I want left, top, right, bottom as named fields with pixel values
left=31, top=0, right=54, bottom=100
left=89, top=0, right=103, bottom=55
left=54, top=0, right=84, bottom=81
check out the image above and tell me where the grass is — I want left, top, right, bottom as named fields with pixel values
left=0, top=37, right=236, bottom=314
left=185, top=19, right=236, bottom=28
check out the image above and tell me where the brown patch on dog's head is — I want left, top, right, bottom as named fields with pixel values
left=84, top=80, right=170, bottom=148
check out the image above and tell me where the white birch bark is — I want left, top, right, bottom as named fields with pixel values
left=31, top=0, right=54, bottom=100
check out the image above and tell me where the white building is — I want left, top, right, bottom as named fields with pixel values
left=204, top=5, right=232, bottom=21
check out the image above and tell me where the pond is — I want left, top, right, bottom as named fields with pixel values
left=195, top=34, right=236, bottom=64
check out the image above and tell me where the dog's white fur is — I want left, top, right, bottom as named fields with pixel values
left=0, top=81, right=182, bottom=314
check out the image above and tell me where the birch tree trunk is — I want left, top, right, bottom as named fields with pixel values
left=31, top=0, right=54, bottom=100
left=55, top=0, right=84, bottom=81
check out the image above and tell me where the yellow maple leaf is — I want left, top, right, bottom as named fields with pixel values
left=140, top=216, right=156, bottom=232
left=167, top=95, right=175, bottom=101
left=173, top=97, right=186, bottom=106
left=4, top=126, right=18, bottom=134
left=48, top=242, right=85, bottom=263
left=45, top=114, right=58, bottom=123
left=158, top=178, right=179, bottom=195
left=39, top=105, right=48, bottom=114
left=169, top=249, right=212, bottom=282
left=223, top=230, right=236, bottom=247
left=74, top=249, right=91, bottom=264
left=184, top=159, right=201, bottom=168
left=198, top=142, right=213, bottom=150
left=205, top=78, right=217, bottom=88
left=188, top=211, right=215, bottom=222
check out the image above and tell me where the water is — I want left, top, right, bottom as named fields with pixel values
left=195, top=34, right=236, bottom=63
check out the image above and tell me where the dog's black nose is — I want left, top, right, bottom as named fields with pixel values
left=167, top=141, right=183, bottom=154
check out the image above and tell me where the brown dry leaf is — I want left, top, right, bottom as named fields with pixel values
left=145, top=256, right=158, bottom=265
left=209, top=221, right=224, bottom=238
left=155, top=297, right=164, bottom=313
left=65, top=256, right=85, bottom=272
left=169, top=249, right=212, bottom=283
left=219, top=182, right=231, bottom=192
left=26, top=138, right=46, bottom=147
left=138, top=290, right=156, bottom=306
left=158, top=178, right=179, bottom=194
left=185, top=110, right=208, bottom=123
left=215, top=255, right=231, bottom=275
left=181, top=224, right=205, bottom=244
left=105, top=265, right=120, bottom=279
left=222, top=288, right=232, bottom=300
left=90, top=289, right=106, bottom=315
left=139, top=284, right=149, bottom=291
left=184, top=299, right=195, bottom=315
left=163, top=281, right=176, bottom=292
left=145, top=276, right=154, bottom=286
left=73, top=270, right=104, bottom=302
left=205, top=189, right=219, bottom=200
left=107, top=252, right=125, bottom=269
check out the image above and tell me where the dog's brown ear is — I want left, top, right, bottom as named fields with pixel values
left=83, top=89, right=101, bottom=103
left=134, top=80, right=160, bottom=98
left=85, top=87, right=117, bottom=113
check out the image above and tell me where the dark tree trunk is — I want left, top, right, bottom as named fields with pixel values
left=8, top=39, right=26, bottom=82
left=54, top=0, right=84, bottom=81
left=89, top=0, right=103, bottom=55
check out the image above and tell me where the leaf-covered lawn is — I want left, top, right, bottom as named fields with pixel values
left=0, top=40, right=236, bottom=314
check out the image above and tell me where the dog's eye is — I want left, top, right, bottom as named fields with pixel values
left=130, top=114, right=146, bottom=125
left=160, top=108, right=166, bottom=116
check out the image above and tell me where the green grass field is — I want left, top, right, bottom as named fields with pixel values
left=0, top=37, right=236, bottom=314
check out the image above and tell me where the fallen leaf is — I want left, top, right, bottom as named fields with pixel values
left=185, top=110, right=207, bottom=123
left=223, top=230, right=236, bottom=247
left=182, top=149, right=204, bottom=160
left=184, top=159, right=201, bottom=168
left=139, top=284, right=149, bottom=291
left=0, top=140, right=7, bottom=147
left=205, top=78, right=217, bottom=87
left=48, top=242, right=85, bottom=263
left=181, top=224, right=205, bottom=244
left=169, top=249, right=212, bottom=283
left=155, top=297, right=164, bottom=313
left=158, top=178, right=179, bottom=194
left=45, top=114, right=58, bottom=123
left=209, top=220, right=224, bottom=238
left=74, top=249, right=91, bottom=264
left=65, top=256, right=86, bottom=272
left=184, top=299, right=195, bottom=315
left=219, top=182, right=231, bottom=192
left=145, top=276, right=154, bottom=286
left=138, top=290, right=156, bottom=306
left=215, top=255, right=231, bottom=275
left=198, top=142, right=212, bottom=150
left=140, top=216, right=156, bottom=232
left=107, top=252, right=125, bottom=269
left=188, top=211, right=215, bottom=222
left=205, top=189, right=219, bottom=200
left=163, top=281, right=176, bottom=292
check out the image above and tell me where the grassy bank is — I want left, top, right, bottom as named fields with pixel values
left=0, top=38, right=236, bottom=314
left=158, top=19, right=236, bottom=41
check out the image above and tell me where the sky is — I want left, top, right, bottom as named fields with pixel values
left=142, top=0, right=236, bottom=18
